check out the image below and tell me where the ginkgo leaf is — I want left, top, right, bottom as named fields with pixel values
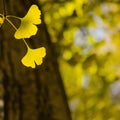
left=0, top=17, right=4, bottom=24
left=14, top=5, right=41, bottom=39
left=21, top=47, right=46, bottom=68
left=0, top=16, right=4, bottom=27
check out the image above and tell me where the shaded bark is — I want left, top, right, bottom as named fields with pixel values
left=0, top=0, right=72, bottom=120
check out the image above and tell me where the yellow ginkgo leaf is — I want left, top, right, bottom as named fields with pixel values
left=14, top=5, right=41, bottom=39
left=0, top=17, right=4, bottom=24
left=21, top=47, right=46, bottom=68
left=0, top=16, right=4, bottom=27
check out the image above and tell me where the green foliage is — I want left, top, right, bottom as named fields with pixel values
left=40, top=0, right=120, bottom=119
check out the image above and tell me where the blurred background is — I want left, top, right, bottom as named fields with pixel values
left=40, top=0, right=120, bottom=120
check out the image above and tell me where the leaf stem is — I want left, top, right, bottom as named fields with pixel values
left=6, top=18, right=30, bottom=49
left=0, top=14, right=4, bottom=17
left=6, top=17, right=17, bottom=30
left=6, top=15, right=22, bottom=20
left=22, top=39, right=30, bottom=49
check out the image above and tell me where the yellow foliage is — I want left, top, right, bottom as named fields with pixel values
left=62, top=27, right=78, bottom=45
left=59, top=60, right=83, bottom=96
left=39, top=0, right=120, bottom=119
left=21, top=47, right=46, bottom=68
left=74, top=0, right=87, bottom=16
left=63, top=50, right=72, bottom=60
left=86, top=62, right=98, bottom=75
left=107, top=3, right=119, bottom=13
left=58, top=2, right=74, bottom=17
left=0, top=17, right=4, bottom=24
left=113, top=14, right=120, bottom=25
left=14, top=5, right=41, bottom=39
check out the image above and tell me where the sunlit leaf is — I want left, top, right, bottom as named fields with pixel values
left=14, top=5, right=41, bottom=39
left=21, top=47, right=46, bottom=68
left=0, top=16, right=4, bottom=26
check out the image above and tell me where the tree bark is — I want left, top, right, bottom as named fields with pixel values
left=0, top=0, right=72, bottom=120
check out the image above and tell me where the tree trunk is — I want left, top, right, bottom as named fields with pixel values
left=0, top=0, right=72, bottom=120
